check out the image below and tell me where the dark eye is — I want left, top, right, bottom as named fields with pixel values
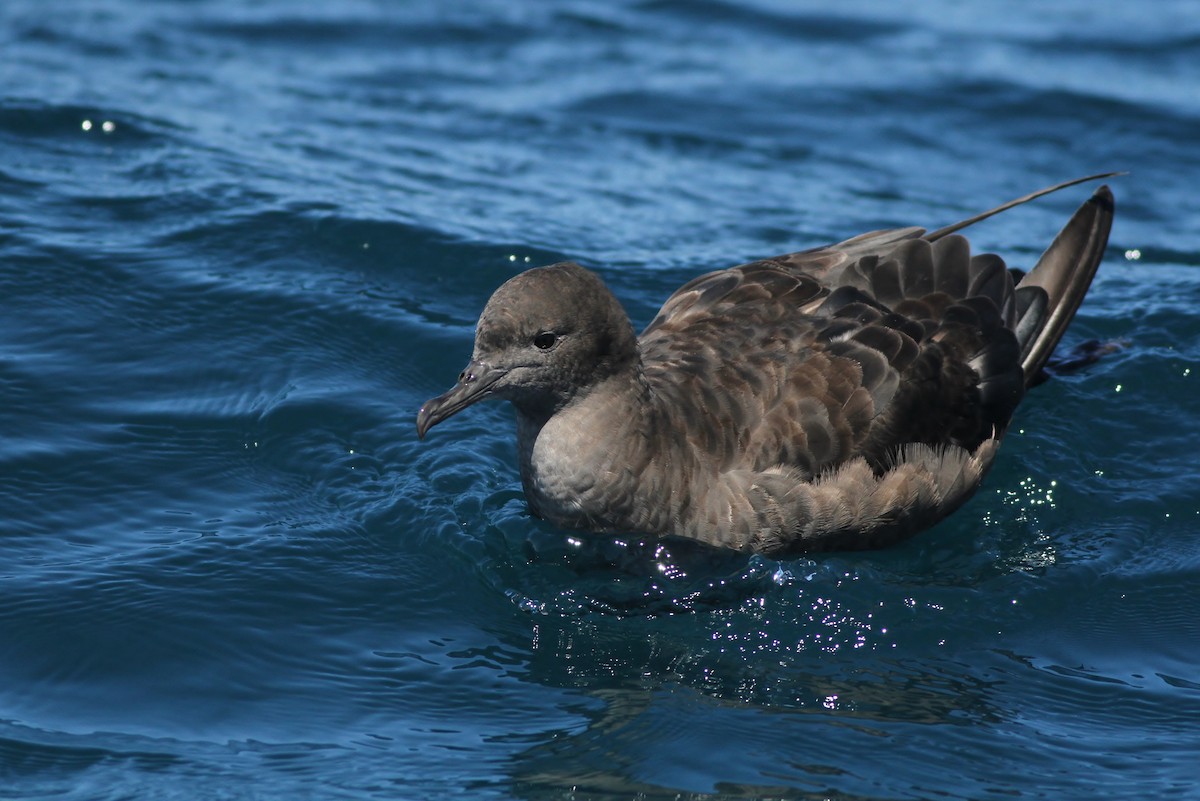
left=532, top=331, right=558, bottom=350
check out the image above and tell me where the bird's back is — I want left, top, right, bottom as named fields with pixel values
left=629, top=182, right=1113, bottom=552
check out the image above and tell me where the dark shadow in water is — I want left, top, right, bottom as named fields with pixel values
left=471, top=512, right=1009, bottom=800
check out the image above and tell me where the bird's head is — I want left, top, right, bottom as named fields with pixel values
left=416, top=262, right=638, bottom=438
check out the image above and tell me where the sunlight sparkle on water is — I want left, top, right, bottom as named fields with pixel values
left=81, top=119, right=116, bottom=133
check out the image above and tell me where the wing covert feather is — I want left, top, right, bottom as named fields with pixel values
left=637, top=230, right=1025, bottom=482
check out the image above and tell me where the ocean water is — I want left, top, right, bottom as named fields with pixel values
left=2, top=1, right=1199, bottom=799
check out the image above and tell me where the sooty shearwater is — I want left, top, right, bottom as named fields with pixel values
left=417, top=175, right=1116, bottom=555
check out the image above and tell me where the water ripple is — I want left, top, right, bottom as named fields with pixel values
left=3, top=0, right=1199, bottom=797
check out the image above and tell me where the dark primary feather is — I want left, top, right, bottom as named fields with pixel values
left=416, top=176, right=1117, bottom=554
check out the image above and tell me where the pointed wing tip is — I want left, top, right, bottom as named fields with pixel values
left=1014, top=178, right=1116, bottom=381
left=1091, top=183, right=1116, bottom=211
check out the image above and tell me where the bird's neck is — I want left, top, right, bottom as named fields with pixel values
left=510, top=347, right=645, bottom=433
left=512, top=361, right=652, bottom=530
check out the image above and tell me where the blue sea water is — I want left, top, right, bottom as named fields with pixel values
left=2, top=1, right=1199, bottom=798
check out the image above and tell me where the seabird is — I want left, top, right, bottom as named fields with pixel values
left=417, top=175, right=1116, bottom=555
